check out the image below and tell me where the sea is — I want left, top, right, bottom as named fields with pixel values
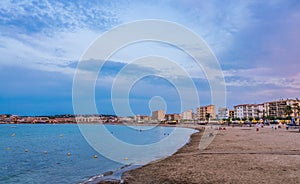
left=0, top=124, right=196, bottom=184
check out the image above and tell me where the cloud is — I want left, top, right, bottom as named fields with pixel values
left=115, top=0, right=257, bottom=56
left=225, top=67, right=300, bottom=89
left=0, top=29, right=101, bottom=75
left=0, top=0, right=119, bottom=33
left=1, top=0, right=300, bottom=113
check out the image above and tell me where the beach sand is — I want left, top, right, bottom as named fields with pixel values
left=119, top=126, right=300, bottom=184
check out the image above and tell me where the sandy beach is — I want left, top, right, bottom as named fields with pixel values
left=119, top=126, right=300, bottom=184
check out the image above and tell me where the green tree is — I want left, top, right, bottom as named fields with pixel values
left=292, top=103, right=300, bottom=121
left=268, top=116, right=275, bottom=120
left=205, top=113, right=211, bottom=123
left=284, top=105, right=293, bottom=120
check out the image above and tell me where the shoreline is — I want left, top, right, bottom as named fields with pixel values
left=118, top=126, right=300, bottom=184
left=94, top=126, right=203, bottom=184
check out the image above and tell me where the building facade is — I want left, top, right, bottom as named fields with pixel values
left=165, top=114, right=180, bottom=121
left=229, top=110, right=235, bottom=119
left=134, top=115, right=150, bottom=122
left=197, top=105, right=216, bottom=120
left=217, top=107, right=230, bottom=120
left=264, top=98, right=300, bottom=118
left=234, top=104, right=264, bottom=119
left=151, top=110, right=165, bottom=121
left=181, top=109, right=193, bottom=120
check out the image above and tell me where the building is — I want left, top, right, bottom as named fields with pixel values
left=234, top=104, right=264, bottom=119
left=165, top=113, right=181, bottom=123
left=197, top=105, right=216, bottom=120
left=217, top=107, right=230, bottom=120
left=264, top=98, right=300, bottom=118
left=181, top=109, right=193, bottom=120
left=75, top=115, right=102, bottom=123
left=151, top=110, right=165, bottom=121
left=134, top=115, right=150, bottom=122
left=229, top=110, right=235, bottom=119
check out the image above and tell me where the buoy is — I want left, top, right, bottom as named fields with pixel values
left=124, top=157, right=128, bottom=160
left=44, top=151, right=48, bottom=154
left=67, top=152, right=71, bottom=157
left=24, top=149, right=29, bottom=152
left=59, top=134, right=63, bottom=138
left=93, top=155, right=98, bottom=159
left=11, top=133, right=15, bottom=137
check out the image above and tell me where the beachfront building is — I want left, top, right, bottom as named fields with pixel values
left=217, top=107, right=230, bottom=120
left=197, top=105, right=216, bottom=120
left=229, top=110, right=235, bottom=119
left=0, top=114, right=19, bottom=124
left=181, top=109, right=193, bottom=120
left=75, top=115, right=102, bottom=123
left=134, top=115, right=150, bottom=122
left=165, top=113, right=181, bottom=123
left=264, top=98, right=300, bottom=118
left=234, top=104, right=264, bottom=119
left=151, top=110, right=165, bottom=121
left=33, top=117, right=51, bottom=124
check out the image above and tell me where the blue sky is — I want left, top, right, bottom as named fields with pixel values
left=1, top=0, right=300, bottom=115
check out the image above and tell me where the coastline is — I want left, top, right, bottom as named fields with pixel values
left=93, top=125, right=202, bottom=184
left=118, top=126, right=300, bottom=184
left=8, top=123, right=300, bottom=183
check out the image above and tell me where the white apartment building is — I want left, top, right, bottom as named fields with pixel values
left=217, top=107, right=230, bottom=120
left=181, top=109, right=193, bottom=120
left=234, top=104, right=264, bottom=119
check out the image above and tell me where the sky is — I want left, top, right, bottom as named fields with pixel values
left=0, top=0, right=300, bottom=116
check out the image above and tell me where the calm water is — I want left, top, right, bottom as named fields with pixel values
left=0, top=124, right=196, bottom=183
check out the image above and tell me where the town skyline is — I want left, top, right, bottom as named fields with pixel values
left=2, top=97, right=299, bottom=121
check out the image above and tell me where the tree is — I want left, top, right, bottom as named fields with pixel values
left=268, top=116, right=275, bottom=120
left=249, top=117, right=254, bottom=122
left=284, top=105, right=293, bottom=120
left=205, top=113, right=211, bottom=123
left=292, top=103, right=300, bottom=121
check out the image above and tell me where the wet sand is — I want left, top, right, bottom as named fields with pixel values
left=121, top=126, right=300, bottom=184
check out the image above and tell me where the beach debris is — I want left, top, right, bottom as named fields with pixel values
left=124, top=157, right=128, bottom=160
left=93, top=154, right=98, bottom=159
left=6, top=147, right=10, bottom=150
left=44, top=151, right=48, bottom=154
left=11, top=133, right=15, bottom=137
left=24, top=149, right=29, bottom=152
left=67, top=152, right=71, bottom=157
left=59, top=134, right=63, bottom=138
